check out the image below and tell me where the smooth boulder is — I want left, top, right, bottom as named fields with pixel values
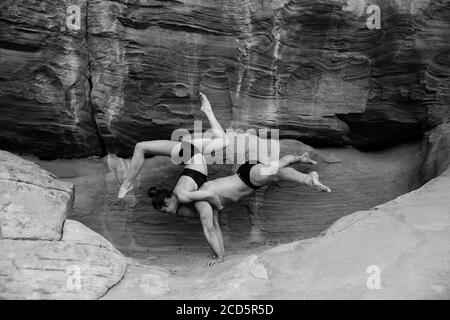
left=0, top=151, right=74, bottom=240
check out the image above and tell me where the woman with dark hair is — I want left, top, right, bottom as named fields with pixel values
left=119, top=93, right=331, bottom=266
left=147, top=148, right=331, bottom=266
left=118, top=92, right=228, bottom=212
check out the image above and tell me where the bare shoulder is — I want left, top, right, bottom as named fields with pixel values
left=174, top=175, right=198, bottom=192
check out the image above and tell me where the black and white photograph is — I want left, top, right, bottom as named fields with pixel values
left=0, top=0, right=449, bottom=304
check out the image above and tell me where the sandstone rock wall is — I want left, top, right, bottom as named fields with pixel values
left=1, top=0, right=449, bottom=158
left=2, top=124, right=449, bottom=299
left=103, top=123, right=450, bottom=300
left=0, top=151, right=74, bottom=240
left=31, top=138, right=433, bottom=261
left=0, top=0, right=103, bottom=158
left=0, top=151, right=127, bottom=299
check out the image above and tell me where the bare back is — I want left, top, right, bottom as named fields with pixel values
left=199, top=174, right=254, bottom=207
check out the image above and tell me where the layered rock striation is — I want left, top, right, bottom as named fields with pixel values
left=1, top=0, right=449, bottom=158
left=31, top=135, right=434, bottom=260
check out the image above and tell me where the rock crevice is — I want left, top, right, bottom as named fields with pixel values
left=85, top=3, right=108, bottom=157
left=1, top=0, right=450, bottom=158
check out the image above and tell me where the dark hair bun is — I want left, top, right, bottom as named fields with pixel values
left=147, top=186, right=158, bottom=198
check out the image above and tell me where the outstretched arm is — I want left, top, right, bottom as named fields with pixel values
left=213, top=208, right=225, bottom=257
left=195, top=201, right=225, bottom=266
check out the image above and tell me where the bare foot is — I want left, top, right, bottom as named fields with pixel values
left=307, top=171, right=331, bottom=192
left=199, top=92, right=212, bottom=113
left=118, top=182, right=134, bottom=199
left=297, top=152, right=317, bottom=165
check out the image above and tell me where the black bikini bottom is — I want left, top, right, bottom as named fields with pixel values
left=236, top=161, right=262, bottom=189
left=182, top=168, right=207, bottom=189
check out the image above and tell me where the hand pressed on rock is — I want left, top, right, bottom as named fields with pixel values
left=203, top=256, right=224, bottom=268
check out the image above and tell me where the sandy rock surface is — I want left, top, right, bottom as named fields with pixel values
left=0, top=124, right=449, bottom=300
left=103, top=123, right=450, bottom=299
left=30, top=138, right=431, bottom=263
left=0, top=151, right=74, bottom=240
left=0, top=237, right=126, bottom=300
left=0, top=152, right=127, bottom=299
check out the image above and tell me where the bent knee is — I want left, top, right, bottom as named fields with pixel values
left=258, top=162, right=280, bottom=176
left=134, top=142, right=145, bottom=153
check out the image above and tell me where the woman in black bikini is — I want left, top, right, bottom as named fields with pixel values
left=120, top=93, right=331, bottom=266
left=118, top=92, right=228, bottom=212
left=147, top=137, right=331, bottom=266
